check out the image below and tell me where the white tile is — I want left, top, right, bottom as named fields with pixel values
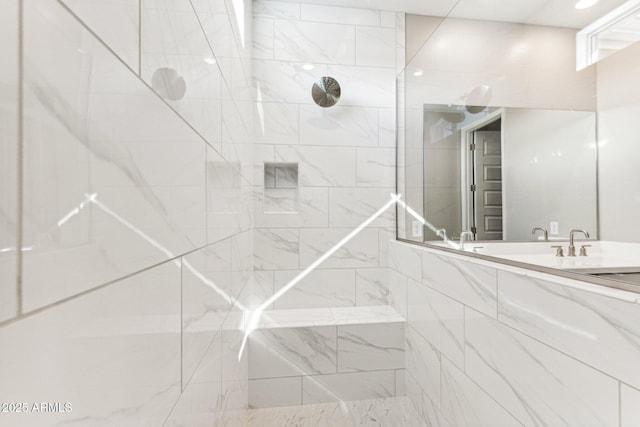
left=255, top=102, right=299, bottom=145
left=395, top=369, right=406, bottom=396
left=422, top=251, right=497, bottom=318
left=252, top=17, right=274, bottom=60
left=249, top=377, right=302, bottom=408
left=405, top=325, right=441, bottom=406
left=22, top=0, right=206, bottom=311
left=356, top=27, right=396, bottom=68
left=356, top=147, right=395, bottom=187
left=253, top=228, right=299, bottom=270
left=405, top=371, right=424, bottom=422
left=378, top=226, right=395, bottom=268
left=355, top=268, right=389, bottom=306
left=329, top=187, right=395, bottom=228
left=299, top=105, right=379, bottom=147
left=253, top=60, right=328, bottom=104
left=381, top=11, right=396, bottom=28
left=303, top=370, right=395, bottom=404
left=499, top=270, right=640, bottom=389
left=440, top=358, right=520, bottom=427
left=327, top=65, right=396, bottom=108
left=300, top=4, right=380, bottom=26
left=273, top=268, right=356, bottom=309
left=423, top=393, right=453, bottom=427
left=255, top=187, right=329, bottom=228
left=388, top=268, right=408, bottom=318
left=276, top=145, right=357, bottom=187
left=408, top=279, right=464, bottom=369
left=338, top=322, right=405, bottom=372
left=622, top=384, right=640, bottom=427
left=0, top=0, right=18, bottom=323
left=0, top=262, right=181, bottom=426
left=219, top=311, right=249, bottom=425
left=274, top=20, right=355, bottom=65
left=379, top=108, right=396, bottom=147
left=253, top=0, right=300, bottom=19
left=465, top=309, right=619, bottom=426
left=248, top=325, right=337, bottom=379
left=62, top=0, right=139, bottom=71
left=389, top=242, right=422, bottom=282
left=299, top=227, right=379, bottom=269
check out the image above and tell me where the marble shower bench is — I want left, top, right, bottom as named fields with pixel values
left=247, top=306, right=406, bottom=409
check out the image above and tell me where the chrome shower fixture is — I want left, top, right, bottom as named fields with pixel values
left=311, top=76, right=341, bottom=107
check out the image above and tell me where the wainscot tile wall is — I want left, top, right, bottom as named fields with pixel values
left=390, top=240, right=640, bottom=427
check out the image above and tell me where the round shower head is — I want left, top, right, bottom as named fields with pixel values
left=311, top=76, right=341, bottom=108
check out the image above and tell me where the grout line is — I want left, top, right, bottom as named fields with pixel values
left=16, top=0, right=24, bottom=316
left=179, top=256, right=184, bottom=392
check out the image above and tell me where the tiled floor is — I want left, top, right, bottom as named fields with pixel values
left=246, top=396, right=423, bottom=426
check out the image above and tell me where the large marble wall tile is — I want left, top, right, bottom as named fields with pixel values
left=273, top=20, right=355, bottom=65
left=327, top=65, right=396, bottom=108
left=254, top=187, right=329, bottom=229
left=405, top=325, right=441, bottom=406
left=254, top=228, right=299, bottom=270
left=253, top=17, right=274, bottom=60
left=498, top=270, right=640, bottom=389
left=164, top=333, right=223, bottom=427
left=248, top=325, right=337, bottom=379
left=298, top=105, right=379, bottom=147
left=61, top=0, right=140, bottom=71
left=0, top=0, right=18, bottom=322
left=219, top=308, right=249, bottom=426
left=389, top=242, right=422, bottom=282
left=440, top=358, right=522, bottom=427
left=299, top=227, right=379, bottom=269
left=254, top=102, right=298, bottom=145
left=276, top=145, right=356, bottom=187
left=249, top=376, right=302, bottom=408
left=622, top=384, right=640, bottom=427
left=356, top=147, right=395, bottom=187
left=408, top=278, right=464, bottom=369
left=328, top=187, right=396, bottom=228
left=378, top=226, right=395, bottom=268
left=379, top=108, right=396, bottom=147
left=207, top=145, right=245, bottom=243
left=253, top=0, right=300, bottom=20
left=300, top=4, right=380, bottom=26
left=338, top=322, right=404, bottom=372
left=22, top=0, right=207, bottom=311
left=253, top=59, right=327, bottom=104
left=422, top=393, right=453, bottom=427
left=422, top=251, right=497, bottom=318
left=405, top=371, right=424, bottom=422
left=355, top=268, right=389, bottom=306
left=273, top=268, right=356, bottom=309
left=465, top=309, right=619, bottom=426
left=355, top=27, right=396, bottom=68
left=182, top=240, right=235, bottom=386
left=0, top=261, right=181, bottom=426
left=302, top=370, right=395, bottom=404
left=388, top=267, right=408, bottom=318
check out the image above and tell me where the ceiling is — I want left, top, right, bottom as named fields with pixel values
left=273, top=0, right=631, bottom=29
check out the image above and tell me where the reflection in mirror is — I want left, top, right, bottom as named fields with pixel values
left=422, top=104, right=597, bottom=242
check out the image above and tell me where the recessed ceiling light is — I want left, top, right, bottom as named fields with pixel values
left=203, top=57, right=216, bottom=65
left=412, top=69, right=424, bottom=77
left=575, top=0, right=599, bottom=10
left=302, top=64, right=314, bottom=71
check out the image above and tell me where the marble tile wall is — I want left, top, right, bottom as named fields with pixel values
left=2, top=0, right=253, bottom=425
left=251, top=0, right=404, bottom=310
left=391, top=240, right=640, bottom=427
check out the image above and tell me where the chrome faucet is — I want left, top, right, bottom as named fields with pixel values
left=436, top=228, right=448, bottom=240
left=531, top=227, right=548, bottom=241
left=459, top=230, right=473, bottom=250
left=568, top=229, right=590, bottom=257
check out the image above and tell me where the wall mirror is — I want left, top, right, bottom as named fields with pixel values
left=397, top=0, right=640, bottom=291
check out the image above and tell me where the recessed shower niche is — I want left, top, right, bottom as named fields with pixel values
left=263, top=163, right=298, bottom=213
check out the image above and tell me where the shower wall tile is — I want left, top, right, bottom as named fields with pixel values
left=61, top=0, right=140, bottom=71
left=253, top=18, right=274, bottom=60
left=408, top=278, right=464, bottom=369
left=300, top=4, right=380, bottom=26
left=389, top=242, right=422, bottom=282
left=379, top=108, right=396, bottom=147
left=355, top=27, right=396, bottom=67
left=273, top=268, right=356, bottom=309
left=422, top=252, right=497, bottom=318
left=0, top=261, right=182, bottom=427
left=248, top=325, right=337, bottom=379
left=249, top=377, right=302, bottom=408
left=337, top=322, right=405, bottom=372
left=327, top=65, right=396, bottom=108
left=356, top=147, right=395, bottom=187
left=219, top=309, right=250, bottom=426
left=355, top=268, right=389, bottom=306
left=465, top=308, right=619, bottom=427
left=275, top=145, right=356, bottom=187
left=0, top=0, right=18, bottom=322
left=254, top=228, right=299, bottom=270
left=328, top=187, right=396, bottom=228
left=405, top=325, right=441, bottom=406
left=273, top=20, right=356, bottom=65
left=388, top=267, right=408, bottom=318
left=22, top=0, right=209, bottom=311
left=298, top=105, right=379, bottom=147
left=622, top=384, right=640, bottom=427
left=254, top=102, right=299, bottom=145
left=498, top=270, right=640, bottom=390
left=253, top=59, right=328, bottom=104
left=302, top=370, right=395, bottom=404
left=254, top=0, right=300, bottom=20
left=299, top=227, right=379, bottom=269
left=254, top=186, right=329, bottom=229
